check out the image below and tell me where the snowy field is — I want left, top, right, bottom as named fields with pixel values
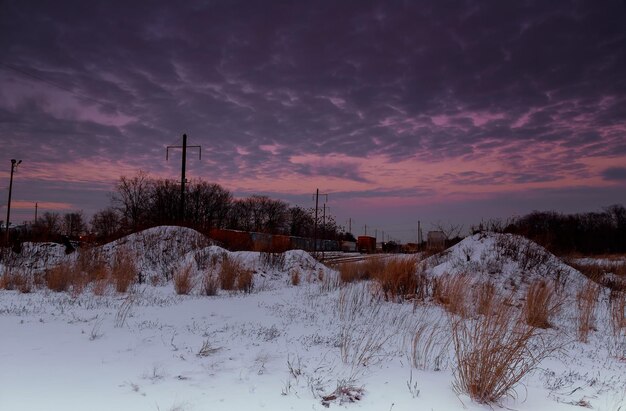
left=1, top=227, right=625, bottom=411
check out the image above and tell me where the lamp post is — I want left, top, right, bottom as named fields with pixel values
left=5, top=159, right=21, bottom=244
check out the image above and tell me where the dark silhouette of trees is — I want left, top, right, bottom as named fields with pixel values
left=113, top=171, right=152, bottom=231
left=90, top=207, right=121, bottom=242
left=502, top=205, right=626, bottom=255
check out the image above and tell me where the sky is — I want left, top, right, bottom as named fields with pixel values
left=1, top=0, right=626, bottom=243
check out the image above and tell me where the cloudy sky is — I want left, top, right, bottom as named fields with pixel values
left=1, top=0, right=625, bottom=242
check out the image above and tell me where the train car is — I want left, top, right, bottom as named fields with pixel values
left=208, top=228, right=253, bottom=251
left=357, top=236, right=376, bottom=253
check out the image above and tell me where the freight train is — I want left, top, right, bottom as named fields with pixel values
left=208, top=228, right=376, bottom=253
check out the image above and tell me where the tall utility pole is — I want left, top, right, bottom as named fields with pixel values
left=312, top=189, right=328, bottom=254
left=5, top=159, right=22, bottom=244
left=35, top=202, right=38, bottom=223
left=167, top=134, right=201, bottom=222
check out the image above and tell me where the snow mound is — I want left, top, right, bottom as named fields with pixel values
left=0, top=242, right=68, bottom=274
left=101, top=225, right=210, bottom=275
left=425, top=232, right=587, bottom=294
left=187, top=246, right=335, bottom=288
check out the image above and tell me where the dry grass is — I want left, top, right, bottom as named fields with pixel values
left=411, top=316, right=450, bottom=371
left=373, top=258, right=424, bottom=302
left=290, top=269, right=301, bottom=286
left=173, top=263, right=195, bottom=295
left=433, top=273, right=470, bottom=316
left=450, top=298, right=556, bottom=404
left=219, top=256, right=253, bottom=293
left=0, top=271, right=31, bottom=293
left=524, top=280, right=561, bottom=328
left=473, top=282, right=496, bottom=316
left=338, top=262, right=364, bottom=283
left=45, top=262, right=74, bottom=292
left=609, top=291, right=626, bottom=337
left=576, top=280, right=600, bottom=343
left=568, top=260, right=626, bottom=291
left=111, top=248, right=137, bottom=293
left=201, top=270, right=219, bottom=296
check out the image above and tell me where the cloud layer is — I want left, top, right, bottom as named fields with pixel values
left=1, top=0, right=625, bottom=240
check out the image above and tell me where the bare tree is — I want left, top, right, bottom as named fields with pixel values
left=62, top=211, right=87, bottom=237
left=113, top=171, right=153, bottom=231
left=91, top=207, right=121, bottom=241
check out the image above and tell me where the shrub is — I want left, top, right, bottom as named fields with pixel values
left=450, top=298, right=556, bottom=404
left=576, top=281, right=600, bottom=343
left=174, top=264, right=195, bottom=295
left=524, top=280, right=561, bottom=328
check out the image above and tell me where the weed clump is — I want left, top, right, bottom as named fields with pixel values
left=174, top=263, right=195, bottom=295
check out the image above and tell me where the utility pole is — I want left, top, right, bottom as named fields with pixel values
left=167, top=134, right=201, bottom=222
left=35, top=202, right=38, bottom=223
left=312, top=189, right=328, bottom=254
left=364, top=224, right=367, bottom=236
left=348, top=218, right=352, bottom=234
left=5, top=159, right=22, bottom=244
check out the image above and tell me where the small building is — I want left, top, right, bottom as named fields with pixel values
left=427, top=231, right=446, bottom=251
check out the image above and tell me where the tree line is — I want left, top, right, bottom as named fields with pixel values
left=473, top=204, right=626, bottom=255
left=12, top=172, right=347, bottom=245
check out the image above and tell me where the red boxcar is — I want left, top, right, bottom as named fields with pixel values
left=357, top=236, right=376, bottom=253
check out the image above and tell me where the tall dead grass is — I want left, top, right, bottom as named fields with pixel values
left=174, top=263, right=195, bottom=295
left=610, top=291, right=626, bottom=337
left=576, top=281, right=600, bottom=343
left=524, top=280, right=562, bottom=328
left=374, top=258, right=424, bottom=302
left=0, top=270, right=31, bottom=293
left=473, top=282, right=495, bottom=316
left=219, top=256, right=253, bottom=293
left=450, top=298, right=557, bottom=404
left=201, top=269, right=219, bottom=296
left=433, top=273, right=470, bottom=316
left=111, top=248, right=137, bottom=293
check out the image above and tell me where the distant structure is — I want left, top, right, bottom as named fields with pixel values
left=427, top=231, right=446, bottom=251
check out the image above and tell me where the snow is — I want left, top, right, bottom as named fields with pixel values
left=1, top=228, right=625, bottom=411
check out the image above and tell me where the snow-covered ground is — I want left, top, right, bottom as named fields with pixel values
left=1, top=228, right=625, bottom=411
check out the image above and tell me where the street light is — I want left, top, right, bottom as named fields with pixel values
left=5, top=159, right=22, bottom=244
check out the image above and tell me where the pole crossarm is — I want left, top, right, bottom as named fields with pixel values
left=165, top=134, right=202, bottom=222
